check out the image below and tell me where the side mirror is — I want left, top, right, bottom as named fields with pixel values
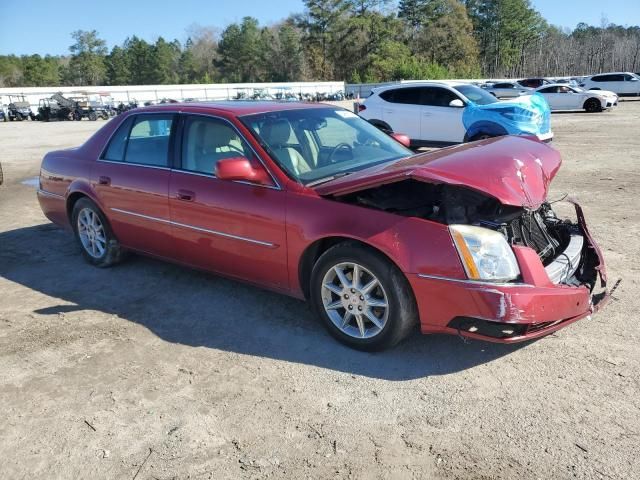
left=389, top=132, right=411, bottom=148
left=449, top=99, right=465, bottom=108
left=215, top=157, right=272, bottom=186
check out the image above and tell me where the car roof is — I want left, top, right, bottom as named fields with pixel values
left=134, top=101, right=339, bottom=116
left=589, top=72, right=633, bottom=77
left=536, top=83, right=578, bottom=89
left=373, top=81, right=462, bottom=92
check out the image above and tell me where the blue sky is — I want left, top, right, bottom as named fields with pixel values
left=1, top=0, right=638, bottom=55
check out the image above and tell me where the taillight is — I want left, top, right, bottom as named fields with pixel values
left=358, top=104, right=366, bottom=112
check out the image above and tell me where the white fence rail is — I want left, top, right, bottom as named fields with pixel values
left=0, top=81, right=346, bottom=111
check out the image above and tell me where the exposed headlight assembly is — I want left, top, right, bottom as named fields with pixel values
left=450, top=225, right=520, bottom=282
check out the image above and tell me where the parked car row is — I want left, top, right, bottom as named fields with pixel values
left=360, top=81, right=553, bottom=148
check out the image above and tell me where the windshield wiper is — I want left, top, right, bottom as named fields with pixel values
left=305, top=171, right=354, bottom=187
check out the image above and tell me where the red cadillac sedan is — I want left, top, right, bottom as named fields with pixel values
left=37, top=102, right=609, bottom=350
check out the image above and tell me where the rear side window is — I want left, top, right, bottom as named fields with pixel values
left=593, top=74, right=623, bottom=82
left=102, top=114, right=174, bottom=167
left=379, top=88, right=421, bottom=105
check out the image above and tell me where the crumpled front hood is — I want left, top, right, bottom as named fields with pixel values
left=314, top=135, right=562, bottom=209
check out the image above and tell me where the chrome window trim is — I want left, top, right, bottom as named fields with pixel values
left=167, top=168, right=281, bottom=191
left=110, top=207, right=277, bottom=248
left=177, top=112, right=282, bottom=190
left=37, top=189, right=65, bottom=200
left=97, top=158, right=171, bottom=171
left=416, top=273, right=535, bottom=288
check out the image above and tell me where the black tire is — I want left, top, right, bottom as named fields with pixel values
left=88, top=111, right=98, bottom=121
left=468, top=132, right=493, bottom=141
left=584, top=98, right=602, bottom=113
left=309, top=242, right=418, bottom=351
left=71, top=197, right=124, bottom=267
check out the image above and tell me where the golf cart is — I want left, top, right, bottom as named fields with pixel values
left=36, top=98, right=75, bottom=121
left=7, top=95, right=35, bottom=121
left=67, top=93, right=101, bottom=121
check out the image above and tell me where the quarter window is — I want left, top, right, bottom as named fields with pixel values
left=103, top=117, right=133, bottom=161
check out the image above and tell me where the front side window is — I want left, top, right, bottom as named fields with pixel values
left=453, top=85, right=498, bottom=105
left=241, top=108, right=411, bottom=184
left=421, top=87, right=461, bottom=107
left=181, top=116, right=253, bottom=175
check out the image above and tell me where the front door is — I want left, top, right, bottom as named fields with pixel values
left=419, top=87, right=466, bottom=143
left=168, top=114, right=289, bottom=290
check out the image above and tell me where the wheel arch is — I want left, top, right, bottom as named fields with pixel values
left=65, top=180, right=105, bottom=223
left=298, top=235, right=410, bottom=301
left=464, top=121, right=508, bottom=142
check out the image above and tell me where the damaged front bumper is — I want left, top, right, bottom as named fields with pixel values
left=409, top=201, right=609, bottom=343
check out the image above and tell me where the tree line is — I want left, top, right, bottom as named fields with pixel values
left=1, top=0, right=639, bottom=88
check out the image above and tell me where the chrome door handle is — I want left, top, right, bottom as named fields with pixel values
left=177, top=189, right=195, bottom=201
left=98, top=176, right=111, bottom=186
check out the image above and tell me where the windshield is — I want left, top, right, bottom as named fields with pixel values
left=240, top=108, right=412, bottom=185
left=453, top=85, right=498, bottom=105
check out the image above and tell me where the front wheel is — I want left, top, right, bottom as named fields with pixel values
left=584, top=98, right=602, bottom=113
left=72, top=198, right=124, bottom=267
left=310, top=242, right=418, bottom=351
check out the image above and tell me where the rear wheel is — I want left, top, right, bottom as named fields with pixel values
left=72, top=198, right=123, bottom=267
left=88, top=111, right=98, bottom=121
left=584, top=98, right=602, bottom=113
left=310, top=242, right=417, bottom=351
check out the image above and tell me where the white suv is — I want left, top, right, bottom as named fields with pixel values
left=359, top=82, right=553, bottom=148
left=580, top=72, right=640, bottom=96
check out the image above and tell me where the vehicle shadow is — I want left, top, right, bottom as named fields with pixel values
left=0, top=224, right=528, bottom=381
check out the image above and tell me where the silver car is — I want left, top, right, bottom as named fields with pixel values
left=482, top=82, right=532, bottom=99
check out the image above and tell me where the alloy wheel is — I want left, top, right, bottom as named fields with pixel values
left=321, top=262, right=389, bottom=339
left=77, top=207, right=107, bottom=258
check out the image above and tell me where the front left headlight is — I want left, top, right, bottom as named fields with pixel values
left=450, top=225, right=520, bottom=282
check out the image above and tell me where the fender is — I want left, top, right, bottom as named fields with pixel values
left=285, top=191, right=465, bottom=296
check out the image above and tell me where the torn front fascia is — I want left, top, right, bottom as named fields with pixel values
left=567, top=198, right=607, bottom=288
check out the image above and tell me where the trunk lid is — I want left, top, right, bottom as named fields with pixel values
left=314, top=136, right=562, bottom=209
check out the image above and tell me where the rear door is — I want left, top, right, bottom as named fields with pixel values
left=379, top=88, right=422, bottom=141
left=623, top=73, right=640, bottom=94
left=168, top=114, right=289, bottom=290
left=419, top=87, right=466, bottom=143
left=94, top=113, right=175, bottom=258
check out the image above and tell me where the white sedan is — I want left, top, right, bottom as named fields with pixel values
left=535, top=84, right=618, bottom=112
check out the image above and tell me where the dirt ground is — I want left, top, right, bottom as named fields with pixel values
left=1, top=100, right=639, bottom=480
